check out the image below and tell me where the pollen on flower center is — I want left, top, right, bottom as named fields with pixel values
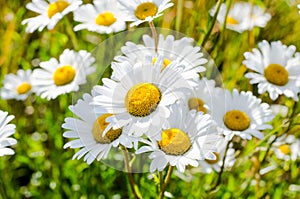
left=125, top=83, right=161, bottom=117
left=279, top=144, right=291, bottom=155
left=92, top=113, right=122, bottom=144
left=17, top=82, right=32, bottom=94
left=158, top=128, right=191, bottom=155
left=53, top=65, right=76, bottom=86
left=223, top=110, right=251, bottom=131
left=205, top=152, right=220, bottom=164
left=264, top=64, right=289, bottom=86
left=226, top=16, right=238, bottom=25
left=48, top=1, right=69, bottom=18
left=135, top=2, right=158, bottom=20
left=95, top=12, right=116, bottom=26
left=152, top=57, right=171, bottom=71
left=188, top=98, right=207, bottom=113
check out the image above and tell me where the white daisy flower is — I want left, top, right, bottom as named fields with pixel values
left=113, top=34, right=207, bottom=86
left=117, top=0, right=174, bottom=27
left=210, top=89, right=274, bottom=140
left=136, top=104, right=218, bottom=173
left=62, top=92, right=139, bottom=164
left=32, top=49, right=95, bottom=100
left=22, top=0, right=82, bottom=33
left=271, top=134, right=300, bottom=161
left=210, top=2, right=271, bottom=33
left=92, top=56, right=193, bottom=137
left=243, top=40, right=300, bottom=101
left=73, top=0, right=126, bottom=34
left=1, top=69, right=34, bottom=101
left=0, top=111, right=17, bottom=156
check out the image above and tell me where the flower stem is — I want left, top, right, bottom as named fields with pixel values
left=158, top=166, right=174, bottom=199
left=64, top=17, right=79, bottom=50
left=175, top=0, right=184, bottom=31
left=149, top=21, right=158, bottom=52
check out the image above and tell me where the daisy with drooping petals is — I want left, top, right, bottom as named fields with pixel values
left=0, top=111, right=17, bottom=156
left=32, top=49, right=95, bottom=100
left=210, top=2, right=271, bottom=33
left=270, top=134, right=300, bottom=161
left=117, top=0, right=174, bottom=27
left=92, top=56, right=192, bottom=138
left=210, top=89, right=274, bottom=140
left=22, top=0, right=82, bottom=33
left=73, top=0, right=126, bottom=34
left=136, top=103, right=218, bottom=173
left=1, top=70, right=34, bottom=101
left=62, top=92, right=139, bottom=164
left=243, top=40, right=300, bottom=101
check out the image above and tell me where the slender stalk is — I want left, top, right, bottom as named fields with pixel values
left=175, top=0, right=184, bottom=31
left=0, top=179, right=7, bottom=199
left=149, top=21, right=158, bottom=52
left=221, top=0, right=233, bottom=43
left=158, top=166, right=174, bottom=199
left=64, top=17, right=79, bottom=50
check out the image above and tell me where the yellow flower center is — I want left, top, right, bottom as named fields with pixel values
left=125, top=83, right=161, bottom=117
left=264, top=64, right=289, bottom=86
left=223, top=110, right=251, bottom=131
left=188, top=98, right=207, bottom=113
left=279, top=144, right=291, bottom=155
left=47, top=1, right=69, bottom=18
left=152, top=57, right=171, bottom=71
left=95, top=12, right=116, bottom=26
left=53, top=65, right=76, bottom=86
left=158, top=128, right=191, bottom=155
left=92, top=114, right=122, bottom=144
left=135, top=2, right=158, bottom=20
left=226, top=16, right=239, bottom=25
left=16, top=82, right=32, bottom=94
left=205, top=152, right=220, bottom=164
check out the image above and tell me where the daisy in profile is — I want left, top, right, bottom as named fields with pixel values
left=210, top=89, right=274, bottom=140
left=32, top=49, right=95, bottom=100
left=1, top=69, right=34, bottom=101
left=22, top=0, right=82, bottom=33
left=243, top=40, right=300, bottom=101
left=0, top=111, right=17, bottom=156
left=270, top=134, right=300, bottom=161
left=113, top=34, right=207, bottom=86
left=92, top=56, right=192, bottom=137
left=136, top=103, right=218, bottom=173
left=210, top=2, right=271, bottom=33
left=117, top=0, right=174, bottom=27
left=62, top=92, right=139, bottom=164
left=73, top=0, right=126, bottom=34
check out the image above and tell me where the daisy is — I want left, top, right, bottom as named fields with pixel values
left=271, top=134, right=300, bottom=161
left=117, top=0, right=174, bottom=27
left=243, top=40, right=300, bottom=101
left=62, top=92, right=139, bottom=164
left=32, top=49, right=95, bottom=100
left=0, top=111, right=17, bottom=156
left=73, top=0, right=126, bottom=34
left=210, top=2, right=271, bottom=33
left=1, top=69, right=34, bottom=101
left=92, top=56, right=193, bottom=138
left=22, top=0, right=82, bottom=33
left=136, top=103, right=218, bottom=173
left=210, top=89, right=274, bottom=140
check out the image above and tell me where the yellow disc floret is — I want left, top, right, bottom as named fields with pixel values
left=223, top=110, right=251, bottom=131
left=48, top=0, right=69, bottom=18
left=279, top=144, right=291, bottom=155
left=17, top=82, right=32, bottom=94
left=226, top=16, right=239, bottom=25
left=125, top=83, right=161, bottom=117
left=188, top=98, right=207, bottom=113
left=205, top=152, right=220, bottom=164
left=95, top=12, right=116, bottom=26
left=92, top=113, right=122, bottom=144
left=53, top=65, right=76, bottom=86
left=158, top=128, right=192, bottom=155
left=135, top=2, right=158, bottom=20
left=264, top=64, right=289, bottom=86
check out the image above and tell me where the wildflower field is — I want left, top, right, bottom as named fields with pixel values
left=1, top=0, right=300, bottom=198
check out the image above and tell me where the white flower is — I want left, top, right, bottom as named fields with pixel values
left=32, top=49, right=95, bottom=100
left=210, top=2, right=271, bottom=33
left=271, top=134, right=300, bottom=161
left=243, top=40, right=300, bottom=101
left=22, top=0, right=82, bottom=33
left=136, top=104, right=218, bottom=173
left=62, top=92, right=139, bottom=164
left=73, top=0, right=126, bottom=34
left=92, top=56, right=192, bottom=138
left=113, top=34, right=207, bottom=86
left=0, top=111, right=17, bottom=156
left=210, top=89, right=274, bottom=140
left=1, top=69, right=34, bottom=101
left=117, top=0, right=174, bottom=27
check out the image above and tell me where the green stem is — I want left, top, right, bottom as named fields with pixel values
left=64, top=17, right=79, bottom=50
left=220, top=0, right=233, bottom=43
left=158, top=166, right=174, bottom=199
left=175, top=0, right=184, bottom=31
left=149, top=21, right=158, bottom=52
left=0, top=178, right=7, bottom=199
